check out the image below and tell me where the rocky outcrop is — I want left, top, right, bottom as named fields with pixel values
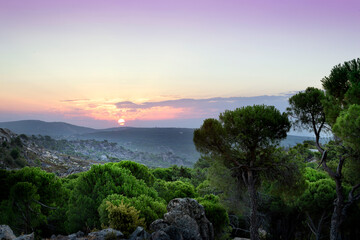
left=88, top=228, right=124, bottom=240
left=150, top=198, right=214, bottom=240
left=0, top=225, right=16, bottom=240
left=0, top=128, right=16, bottom=143
left=0, top=225, right=34, bottom=240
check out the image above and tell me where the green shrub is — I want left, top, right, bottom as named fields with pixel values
left=0, top=167, right=64, bottom=235
left=303, top=167, right=328, bottom=183
left=106, top=201, right=145, bottom=237
left=196, top=180, right=216, bottom=197
left=154, top=179, right=196, bottom=203
left=152, top=168, right=173, bottom=181
left=196, top=195, right=230, bottom=239
left=114, top=161, right=155, bottom=186
left=98, top=194, right=166, bottom=228
left=66, top=163, right=159, bottom=233
left=10, top=148, right=20, bottom=159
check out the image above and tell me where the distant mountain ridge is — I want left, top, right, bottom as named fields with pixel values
left=0, top=120, right=97, bottom=136
left=0, top=120, right=317, bottom=164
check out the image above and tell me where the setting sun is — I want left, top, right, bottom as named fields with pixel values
left=117, top=118, right=125, bottom=126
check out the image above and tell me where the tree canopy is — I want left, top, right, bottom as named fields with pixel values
left=194, top=105, right=293, bottom=240
left=287, top=87, right=327, bottom=150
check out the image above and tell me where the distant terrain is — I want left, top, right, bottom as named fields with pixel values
left=0, top=120, right=318, bottom=167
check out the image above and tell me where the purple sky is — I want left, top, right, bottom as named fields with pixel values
left=0, top=0, right=359, bottom=129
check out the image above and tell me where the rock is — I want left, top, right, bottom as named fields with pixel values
left=88, top=228, right=124, bottom=240
left=0, top=129, right=16, bottom=143
left=128, top=226, right=150, bottom=240
left=49, top=234, right=68, bottom=240
left=150, top=198, right=214, bottom=240
left=160, top=226, right=183, bottom=240
left=66, top=233, right=77, bottom=240
left=150, top=231, right=171, bottom=240
left=75, top=231, right=84, bottom=238
left=0, top=225, right=16, bottom=240
left=149, top=220, right=169, bottom=232
left=196, top=217, right=213, bottom=240
left=172, top=215, right=200, bottom=240
left=166, top=198, right=205, bottom=220
left=14, top=233, right=34, bottom=240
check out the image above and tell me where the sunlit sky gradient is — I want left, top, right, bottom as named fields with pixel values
left=1, top=0, right=360, bottom=128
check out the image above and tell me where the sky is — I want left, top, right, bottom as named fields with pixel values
left=0, top=0, right=359, bottom=129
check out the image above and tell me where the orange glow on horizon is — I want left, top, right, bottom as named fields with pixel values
left=54, top=98, right=191, bottom=124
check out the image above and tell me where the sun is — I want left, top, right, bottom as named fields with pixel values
left=117, top=118, right=125, bottom=126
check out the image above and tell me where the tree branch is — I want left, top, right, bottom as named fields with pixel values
left=336, top=156, right=345, bottom=178
left=349, top=183, right=360, bottom=202
left=305, top=212, right=317, bottom=236
left=32, top=199, right=57, bottom=210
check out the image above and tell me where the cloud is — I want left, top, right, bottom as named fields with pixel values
left=60, top=99, right=90, bottom=102
left=116, top=101, right=151, bottom=109
left=115, top=95, right=291, bottom=120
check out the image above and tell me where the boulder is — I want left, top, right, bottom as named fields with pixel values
left=88, top=228, right=124, bottom=240
left=158, top=226, right=183, bottom=240
left=150, top=198, right=214, bottom=240
left=0, top=225, right=16, bottom=240
left=128, top=226, right=150, bottom=240
left=150, top=231, right=171, bottom=240
left=149, top=220, right=169, bottom=232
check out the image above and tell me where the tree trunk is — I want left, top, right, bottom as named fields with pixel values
left=247, top=170, right=259, bottom=240
left=315, top=137, right=344, bottom=240
left=330, top=177, right=344, bottom=240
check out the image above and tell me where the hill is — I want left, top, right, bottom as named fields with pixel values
left=0, top=120, right=97, bottom=136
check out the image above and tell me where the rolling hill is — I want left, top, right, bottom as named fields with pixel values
left=0, top=120, right=97, bottom=136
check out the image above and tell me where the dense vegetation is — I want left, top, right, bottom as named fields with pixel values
left=0, top=58, right=359, bottom=240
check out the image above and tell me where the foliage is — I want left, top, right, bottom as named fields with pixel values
left=0, top=167, right=63, bottom=236
left=297, top=178, right=336, bottom=212
left=196, top=180, right=217, bottom=197
left=288, top=143, right=316, bottom=163
left=0, top=137, right=27, bottom=168
left=9, top=182, right=45, bottom=234
left=321, top=58, right=360, bottom=125
left=65, top=163, right=158, bottom=233
left=193, top=105, right=295, bottom=240
left=105, top=201, right=145, bottom=237
left=196, top=194, right=230, bottom=239
left=201, top=156, right=245, bottom=215
left=303, top=167, right=328, bottom=183
left=10, top=148, right=20, bottom=159
left=151, top=165, right=206, bottom=187
left=333, top=104, right=360, bottom=150
left=287, top=87, right=327, bottom=133
left=153, top=179, right=196, bottom=203
left=112, top=161, right=155, bottom=186
left=98, top=194, right=166, bottom=228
